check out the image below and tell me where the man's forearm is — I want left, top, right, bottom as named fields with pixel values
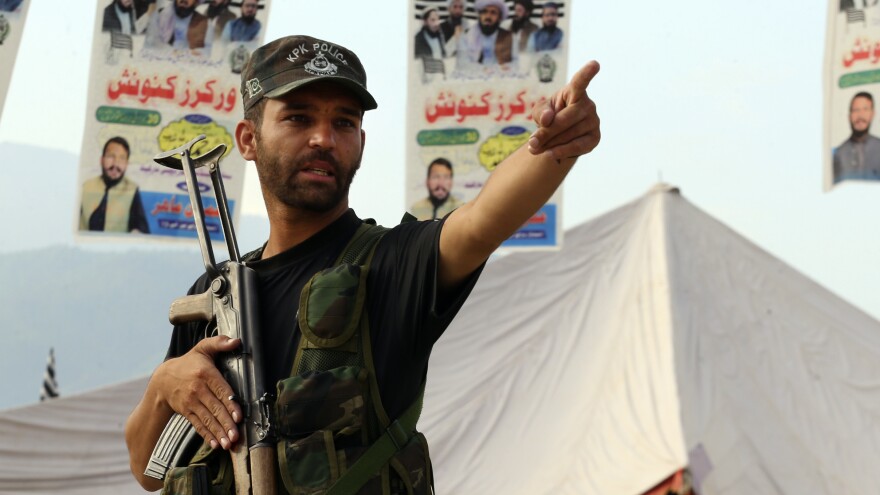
left=438, top=145, right=576, bottom=290
left=125, top=375, right=174, bottom=491
left=468, top=145, right=576, bottom=246
left=438, top=61, right=600, bottom=291
left=125, top=337, right=244, bottom=489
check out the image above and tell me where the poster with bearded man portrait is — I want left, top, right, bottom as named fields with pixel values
left=75, top=0, right=272, bottom=242
left=406, top=0, right=572, bottom=250
left=823, top=1, right=880, bottom=189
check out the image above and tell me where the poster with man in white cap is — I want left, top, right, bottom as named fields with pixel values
left=406, top=0, right=570, bottom=249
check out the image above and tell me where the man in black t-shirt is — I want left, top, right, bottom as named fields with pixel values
left=165, top=209, right=463, bottom=426
left=126, top=34, right=601, bottom=491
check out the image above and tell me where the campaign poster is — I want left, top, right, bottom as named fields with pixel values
left=0, top=0, right=31, bottom=118
left=75, top=0, right=270, bottom=241
left=824, top=0, right=880, bottom=189
left=406, top=0, right=570, bottom=249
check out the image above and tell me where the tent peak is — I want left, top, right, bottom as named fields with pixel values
left=649, top=182, right=681, bottom=195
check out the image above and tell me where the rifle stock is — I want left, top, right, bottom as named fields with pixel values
left=144, top=136, right=276, bottom=494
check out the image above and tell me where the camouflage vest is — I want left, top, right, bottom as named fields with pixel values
left=164, top=217, right=433, bottom=495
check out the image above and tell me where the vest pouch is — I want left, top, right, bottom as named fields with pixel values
left=162, top=441, right=234, bottom=495
left=162, top=464, right=210, bottom=495
left=275, top=366, right=368, bottom=437
left=298, top=263, right=368, bottom=348
left=276, top=366, right=370, bottom=494
left=277, top=432, right=385, bottom=495
left=277, top=430, right=336, bottom=494
left=388, top=432, right=433, bottom=495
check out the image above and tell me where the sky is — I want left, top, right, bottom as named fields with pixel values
left=1, top=0, right=878, bottom=324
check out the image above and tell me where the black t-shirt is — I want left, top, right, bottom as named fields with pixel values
left=166, top=209, right=482, bottom=420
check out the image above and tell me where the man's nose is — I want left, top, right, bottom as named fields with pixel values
left=309, top=121, right=336, bottom=150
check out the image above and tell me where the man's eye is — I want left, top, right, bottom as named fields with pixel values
left=336, top=119, right=356, bottom=128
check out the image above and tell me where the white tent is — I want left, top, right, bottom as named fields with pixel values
left=0, top=376, right=148, bottom=494
left=421, top=184, right=880, bottom=494
left=3, top=185, right=879, bottom=494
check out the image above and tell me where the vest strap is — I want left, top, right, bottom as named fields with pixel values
left=325, top=385, right=424, bottom=495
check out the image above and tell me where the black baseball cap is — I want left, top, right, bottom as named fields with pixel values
left=240, top=35, right=378, bottom=112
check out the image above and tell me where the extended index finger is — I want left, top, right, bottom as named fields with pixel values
left=572, top=60, right=600, bottom=93
left=553, top=60, right=599, bottom=112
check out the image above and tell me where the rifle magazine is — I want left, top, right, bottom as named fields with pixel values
left=144, top=413, right=202, bottom=480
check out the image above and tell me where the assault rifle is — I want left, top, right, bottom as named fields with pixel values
left=143, top=135, right=277, bottom=494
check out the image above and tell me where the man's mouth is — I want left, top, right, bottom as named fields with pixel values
left=297, top=151, right=340, bottom=180
left=300, top=163, right=338, bottom=182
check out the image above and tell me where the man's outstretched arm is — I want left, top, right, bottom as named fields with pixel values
left=125, top=336, right=243, bottom=491
left=438, top=61, right=601, bottom=290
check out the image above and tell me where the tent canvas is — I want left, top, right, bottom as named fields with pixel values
left=421, top=184, right=880, bottom=494
left=0, top=376, right=148, bottom=494
left=2, top=185, right=878, bottom=494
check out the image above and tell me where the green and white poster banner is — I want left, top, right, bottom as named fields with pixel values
left=824, top=0, right=880, bottom=189
left=75, top=0, right=271, bottom=242
left=0, top=0, right=31, bottom=119
left=406, top=0, right=571, bottom=249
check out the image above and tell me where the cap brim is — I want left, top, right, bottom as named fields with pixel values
left=264, top=77, right=378, bottom=111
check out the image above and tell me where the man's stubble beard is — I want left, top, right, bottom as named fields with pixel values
left=852, top=128, right=870, bottom=140
left=851, top=117, right=871, bottom=140
left=429, top=185, right=449, bottom=202
left=101, top=167, right=126, bottom=187
left=255, top=142, right=361, bottom=213
left=206, top=3, right=229, bottom=18
left=174, top=3, right=196, bottom=18
left=429, top=190, right=449, bottom=208
left=510, top=17, right=529, bottom=33
left=479, top=20, right=500, bottom=36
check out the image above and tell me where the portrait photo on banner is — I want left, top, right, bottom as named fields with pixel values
left=76, top=0, right=271, bottom=242
left=411, top=0, right=567, bottom=83
left=406, top=0, right=570, bottom=248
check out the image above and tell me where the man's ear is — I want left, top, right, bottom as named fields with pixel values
left=355, top=129, right=366, bottom=169
left=236, top=119, right=257, bottom=161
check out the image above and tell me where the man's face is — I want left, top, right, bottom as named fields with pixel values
left=174, top=0, right=197, bottom=17
left=101, top=142, right=129, bottom=181
left=253, top=82, right=365, bottom=214
left=210, top=0, right=228, bottom=6
left=241, top=0, right=258, bottom=19
left=514, top=4, right=528, bottom=21
left=850, top=96, right=874, bottom=133
left=448, top=0, right=464, bottom=19
left=479, top=6, right=502, bottom=28
left=541, top=7, right=558, bottom=28
left=426, top=163, right=452, bottom=202
left=117, top=0, right=133, bottom=8
left=425, top=10, right=441, bottom=32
